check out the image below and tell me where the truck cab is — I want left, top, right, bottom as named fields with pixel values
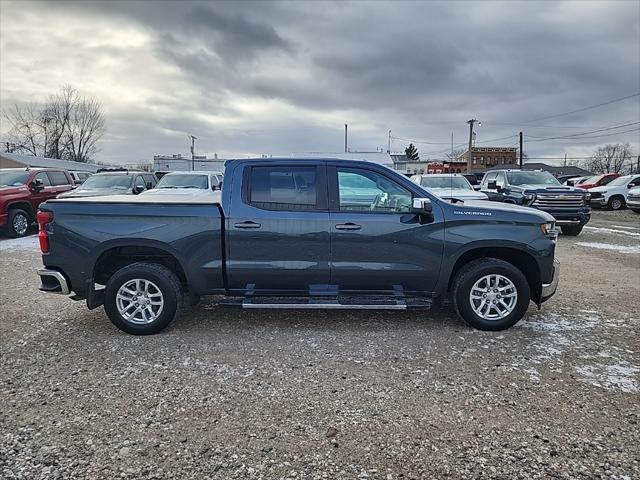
left=480, top=169, right=591, bottom=236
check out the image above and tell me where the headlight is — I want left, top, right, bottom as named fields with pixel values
left=523, top=193, right=536, bottom=205
left=583, top=192, right=591, bottom=200
left=540, top=222, right=557, bottom=240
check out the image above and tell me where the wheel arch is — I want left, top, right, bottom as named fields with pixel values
left=7, top=201, right=35, bottom=219
left=446, top=246, right=542, bottom=302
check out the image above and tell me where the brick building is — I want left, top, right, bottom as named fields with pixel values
left=457, top=147, right=518, bottom=172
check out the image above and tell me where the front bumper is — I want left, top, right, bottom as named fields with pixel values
left=626, top=198, right=640, bottom=209
left=538, top=208, right=591, bottom=226
left=589, top=197, right=607, bottom=207
left=540, top=259, right=560, bottom=303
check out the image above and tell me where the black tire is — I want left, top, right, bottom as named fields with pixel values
left=104, top=262, right=183, bottom=335
left=7, top=209, right=31, bottom=238
left=607, top=196, right=625, bottom=210
left=560, top=225, right=583, bottom=236
left=452, top=258, right=531, bottom=331
left=631, top=209, right=640, bottom=214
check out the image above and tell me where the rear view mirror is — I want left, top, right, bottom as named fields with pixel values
left=30, top=179, right=44, bottom=192
left=412, top=197, right=432, bottom=214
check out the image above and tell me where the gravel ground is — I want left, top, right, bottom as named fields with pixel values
left=1, top=209, right=639, bottom=479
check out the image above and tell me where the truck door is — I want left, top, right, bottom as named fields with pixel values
left=226, top=163, right=330, bottom=294
left=328, top=165, right=444, bottom=294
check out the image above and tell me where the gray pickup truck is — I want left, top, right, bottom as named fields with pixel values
left=37, top=158, right=560, bottom=335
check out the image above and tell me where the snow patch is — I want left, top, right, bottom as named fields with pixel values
left=611, top=224, right=640, bottom=231
left=583, top=226, right=640, bottom=237
left=575, top=363, right=639, bottom=394
left=575, top=242, right=640, bottom=254
left=0, top=235, right=40, bottom=252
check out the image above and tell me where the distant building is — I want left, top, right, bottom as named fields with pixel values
left=0, top=152, right=104, bottom=172
left=424, top=160, right=468, bottom=174
left=153, top=154, right=226, bottom=173
left=458, top=147, right=518, bottom=172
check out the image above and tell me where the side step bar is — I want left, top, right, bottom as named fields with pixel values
left=222, top=296, right=432, bottom=310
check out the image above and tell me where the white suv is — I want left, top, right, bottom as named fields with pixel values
left=627, top=186, right=640, bottom=213
left=589, top=174, right=640, bottom=210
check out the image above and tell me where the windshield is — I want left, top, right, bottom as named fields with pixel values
left=156, top=174, right=209, bottom=189
left=580, top=175, right=600, bottom=184
left=606, top=176, right=632, bottom=186
left=0, top=171, right=29, bottom=187
left=420, top=176, right=472, bottom=190
left=506, top=171, right=560, bottom=186
left=80, top=175, right=132, bottom=189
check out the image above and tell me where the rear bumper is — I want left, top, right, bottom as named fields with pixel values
left=38, top=268, right=70, bottom=295
left=540, top=259, right=560, bottom=303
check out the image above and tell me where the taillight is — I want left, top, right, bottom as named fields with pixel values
left=37, top=210, right=54, bottom=253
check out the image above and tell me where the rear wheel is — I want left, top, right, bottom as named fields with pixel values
left=104, top=262, right=183, bottom=335
left=608, top=196, right=625, bottom=210
left=452, top=258, right=530, bottom=331
left=560, top=225, right=583, bottom=236
left=7, top=209, right=31, bottom=238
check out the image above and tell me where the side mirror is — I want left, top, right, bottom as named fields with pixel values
left=412, top=197, right=432, bottom=214
left=133, top=185, right=145, bottom=194
left=30, top=179, right=44, bottom=192
left=628, top=183, right=636, bottom=189
left=473, top=185, right=481, bottom=191
left=487, top=180, right=497, bottom=190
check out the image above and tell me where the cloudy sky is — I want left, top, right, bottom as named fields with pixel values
left=1, top=0, right=639, bottom=165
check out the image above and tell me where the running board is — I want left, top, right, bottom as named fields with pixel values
left=221, top=296, right=432, bottom=310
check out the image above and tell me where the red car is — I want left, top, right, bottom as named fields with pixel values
left=0, top=168, right=75, bottom=237
left=576, top=173, right=621, bottom=190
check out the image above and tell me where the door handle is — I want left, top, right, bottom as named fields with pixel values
left=335, top=222, right=361, bottom=231
left=234, top=221, right=261, bottom=229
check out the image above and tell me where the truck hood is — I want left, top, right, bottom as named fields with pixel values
left=426, top=188, right=488, bottom=201
left=451, top=199, right=555, bottom=222
left=58, top=187, right=132, bottom=198
left=0, top=186, right=28, bottom=195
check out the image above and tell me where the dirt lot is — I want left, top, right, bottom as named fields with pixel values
left=1, top=209, right=639, bottom=479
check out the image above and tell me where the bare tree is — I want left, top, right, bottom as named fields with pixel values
left=585, top=143, right=635, bottom=174
left=446, top=148, right=465, bottom=162
left=3, top=85, right=105, bottom=162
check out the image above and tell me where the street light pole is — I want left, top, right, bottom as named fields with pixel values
left=466, top=119, right=480, bottom=173
left=189, top=135, right=198, bottom=171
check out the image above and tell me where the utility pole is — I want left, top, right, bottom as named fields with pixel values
left=451, top=132, right=454, bottom=158
left=636, top=155, right=640, bottom=174
left=466, top=119, right=480, bottom=173
left=564, top=153, right=567, bottom=168
left=387, top=130, right=391, bottom=153
left=519, top=131, right=523, bottom=168
left=344, top=124, right=348, bottom=153
left=189, top=135, right=197, bottom=171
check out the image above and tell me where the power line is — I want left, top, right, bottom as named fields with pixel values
left=526, top=125, right=640, bottom=142
left=520, top=92, right=640, bottom=124
left=525, top=121, right=640, bottom=139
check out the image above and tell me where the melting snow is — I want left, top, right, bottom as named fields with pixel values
left=575, top=242, right=640, bottom=254
left=575, top=364, right=639, bottom=394
left=0, top=235, right=40, bottom=252
left=583, top=226, right=640, bottom=237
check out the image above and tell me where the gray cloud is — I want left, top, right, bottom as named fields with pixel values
left=0, top=0, right=638, bottom=164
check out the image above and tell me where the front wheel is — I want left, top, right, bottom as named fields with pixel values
left=608, top=196, right=625, bottom=210
left=7, top=209, right=31, bottom=238
left=452, top=258, right=531, bottom=331
left=104, top=262, right=183, bottom=335
left=560, top=225, right=583, bottom=236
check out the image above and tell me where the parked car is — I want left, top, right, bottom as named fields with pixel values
left=480, top=169, right=591, bottom=236
left=410, top=174, right=488, bottom=201
left=627, top=186, right=640, bottom=213
left=68, top=171, right=92, bottom=185
left=0, top=168, right=75, bottom=237
left=588, top=174, right=640, bottom=210
left=57, top=170, right=157, bottom=198
left=563, top=175, right=591, bottom=187
left=140, top=171, right=222, bottom=198
left=38, top=158, right=559, bottom=335
left=576, top=173, right=621, bottom=190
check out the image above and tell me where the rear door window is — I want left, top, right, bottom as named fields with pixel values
left=249, top=166, right=318, bottom=210
left=48, top=171, right=71, bottom=186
